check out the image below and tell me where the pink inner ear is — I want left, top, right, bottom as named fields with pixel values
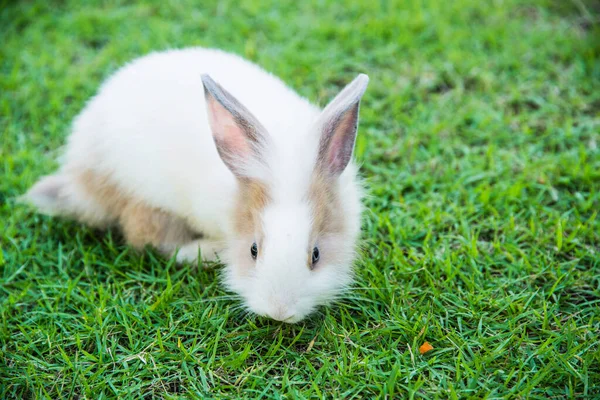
left=325, top=110, right=356, bottom=174
left=327, top=134, right=345, bottom=172
left=221, top=123, right=250, bottom=155
left=207, top=98, right=250, bottom=157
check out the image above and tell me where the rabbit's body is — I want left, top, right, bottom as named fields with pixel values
left=26, top=47, right=369, bottom=322
left=61, top=49, right=319, bottom=240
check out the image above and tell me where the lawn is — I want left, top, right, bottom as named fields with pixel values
left=1, top=0, right=599, bottom=398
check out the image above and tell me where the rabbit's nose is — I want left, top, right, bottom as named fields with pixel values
left=267, top=305, right=296, bottom=323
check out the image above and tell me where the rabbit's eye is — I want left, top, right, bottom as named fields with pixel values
left=250, top=242, right=258, bottom=260
left=311, top=246, right=320, bottom=268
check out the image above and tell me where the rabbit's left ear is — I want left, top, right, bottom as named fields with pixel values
left=202, top=74, right=270, bottom=178
left=316, top=74, right=369, bottom=176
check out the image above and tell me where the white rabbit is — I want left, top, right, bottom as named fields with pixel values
left=25, top=48, right=369, bottom=323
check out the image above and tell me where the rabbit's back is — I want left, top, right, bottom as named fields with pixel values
left=62, top=48, right=319, bottom=236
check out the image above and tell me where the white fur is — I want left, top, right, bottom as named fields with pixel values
left=25, top=174, right=113, bottom=227
left=28, top=47, right=365, bottom=322
left=225, top=199, right=359, bottom=322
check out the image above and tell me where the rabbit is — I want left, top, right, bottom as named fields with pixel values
left=24, top=48, right=369, bottom=323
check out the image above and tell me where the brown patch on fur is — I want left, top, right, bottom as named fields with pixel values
left=76, top=169, right=196, bottom=251
left=76, top=170, right=127, bottom=222
left=308, top=170, right=345, bottom=239
left=233, top=179, right=270, bottom=239
left=119, top=202, right=196, bottom=250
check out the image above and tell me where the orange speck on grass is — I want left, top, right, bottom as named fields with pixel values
left=419, top=342, right=433, bottom=354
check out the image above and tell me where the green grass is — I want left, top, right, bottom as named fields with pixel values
left=1, top=0, right=599, bottom=398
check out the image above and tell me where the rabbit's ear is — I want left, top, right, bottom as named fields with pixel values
left=316, top=74, right=369, bottom=176
left=202, top=74, right=269, bottom=178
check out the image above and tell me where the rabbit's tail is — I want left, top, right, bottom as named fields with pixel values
left=22, top=172, right=113, bottom=227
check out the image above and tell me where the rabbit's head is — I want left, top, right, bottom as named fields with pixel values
left=202, top=73, right=368, bottom=322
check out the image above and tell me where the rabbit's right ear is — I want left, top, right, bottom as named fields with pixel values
left=316, top=74, right=369, bottom=177
left=202, top=74, right=269, bottom=178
